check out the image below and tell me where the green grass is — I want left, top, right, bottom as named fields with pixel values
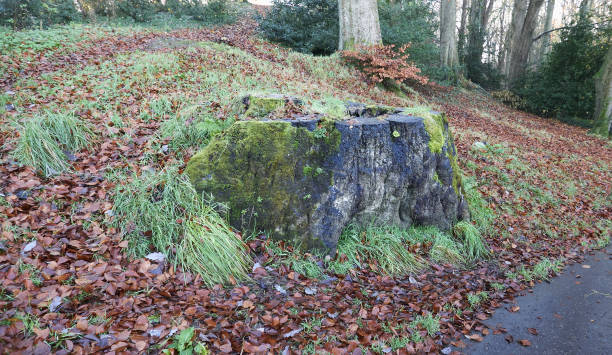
left=336, top=224, right=426, bottom=276
left=409, top=313, right=440, bottom=337
left=159, top=104, right=229, bottom=151
left=453, top=221, right=489, bottom=260
left=12, top=112, right=94, bottom=176
left=467, top=291, right=489, bottom=308
left=111, top=167, right=251, bottom=287
left=15, top=312, right=40, bottom=337
left=531, top=258, right=562, bottom=280
left=429, top=232, right=464, bottom=266
left=265, top=241, right=324, bottom=279
left=17, top=259, right=43, bottom=286
left=462, top=176, right=495, bottom=234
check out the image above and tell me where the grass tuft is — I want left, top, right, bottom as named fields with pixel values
left=429, top=232, right=464, bottom=266
left=12, top=112, right=94, bottom=176
left=453, top=221, right=490, bottom=260
left=410, top=313, right=440, bottom=337
left=111, top=167, right=251, bottom=287
left=159, top=104, right=228, bottom=151
left=463, top=176, right=495, bottom=234
left=336, top=224, right=426, bottom=275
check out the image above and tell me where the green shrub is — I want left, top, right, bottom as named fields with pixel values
left=111, top=167, right=251, bottom=287
left=195, top=0, right=235, bottom=25
left=378, top=1, right=439, bottom=78
left=512, top=18, right=610, bottom=125
left=117, top=0, right=160, bottom=23
left=0, top=0, right=79, bottom=29
left=164, top=0, right=235, bottom=25
left=257, top=0, right=338, bottom=55
left=257, top=0, right=439, bottom=78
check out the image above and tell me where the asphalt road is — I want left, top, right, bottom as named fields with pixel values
left=462, top=244, right=612, bottom=355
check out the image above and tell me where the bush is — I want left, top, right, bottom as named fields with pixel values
left=117, top=0, right=160, bottom=23
left=378, top=1, right=439, bottom=77
left=512, top=18, right=610, bottom=124
left=257, top=0, right=439, bottom=75
left=164, top=0, right=235, bottom=25
left=0, top=0, right=79, bottom=29
left=341, top=44, right=428, bottom=85
left=256, top=0, right=338, bottom=55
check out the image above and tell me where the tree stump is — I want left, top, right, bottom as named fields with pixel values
left=185, top=101, right=469, bottom=253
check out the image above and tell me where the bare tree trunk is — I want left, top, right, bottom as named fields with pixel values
left=459, top=0, right=470, bottom=58
left=338, top=0, right=382, bottom=50
left=440, top=0, right=459, bottom=67
left=538, top=0, right=556, bottom=61
left=465, top=0, right=496, bottom=81
left=507, top=0, right=545, bottom=86
left=498, top=0, right=509, bottom=71
left=592, top=44, right=612, bottom=138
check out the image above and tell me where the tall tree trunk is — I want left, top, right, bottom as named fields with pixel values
left=440, top=0, right=459, bottom=67
left=338, top=0, right=382, bottom=50
left=507, top=0, right=545, bottom=86
left=498, top=0, right=509, bottom=72
left=538, top=0, right=555, bottom=62
left=592, top=45, right=612, bottom=138
left=465, top=0, right=495, bottom=81
left=458, top=0, right=470, bottom=58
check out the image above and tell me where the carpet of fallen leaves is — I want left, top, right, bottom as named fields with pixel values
left=1, top=17, right=611, bottom=355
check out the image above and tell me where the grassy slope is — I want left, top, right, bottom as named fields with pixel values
left=0, top=16, right=610, bottom=354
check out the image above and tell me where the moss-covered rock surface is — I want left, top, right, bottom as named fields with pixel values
left=186, top=102, right=469, bottom=253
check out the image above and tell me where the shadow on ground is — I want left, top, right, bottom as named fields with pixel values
left=461, top=244, right=612, bottom=355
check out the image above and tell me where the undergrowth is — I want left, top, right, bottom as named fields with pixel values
left=111, top=167, right=251, bottom=287
left=12, top=112, right=94, bottom=176
left=336, top=224, right=426, bottom=275
left=159, top=104, right=230, bottom=151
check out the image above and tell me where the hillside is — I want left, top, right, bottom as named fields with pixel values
left=1, top=16, right=611, bottom=354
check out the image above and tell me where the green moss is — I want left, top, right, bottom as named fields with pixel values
left=404, top=108, right=462, bottom=195
left=432, top=172, right=441, bottom=185
left=422, top=114, right=445, bottom=154
left=243, top=95, right=287, bottom=117
left=185, top=119, right=340, bottom=249
left=365, top=104, right=393, bottom=116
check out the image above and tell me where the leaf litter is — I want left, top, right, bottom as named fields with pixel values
left=0, top=18, right=610, bottom=354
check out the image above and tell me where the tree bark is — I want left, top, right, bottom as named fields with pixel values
left=440, top=0, right=459, bottom=67
left=498, top=0, right=509, bottom=72
left=338, top=0, right=382, bottom=50
left=538, top=0, right=555, bottom=62
left=465, top=0, right=495, bottom=80
left=459, top=0, right=470, bottom=58
left=507, top=0, right=545, bottom=86
left=592, top=44, right=612, bottom=138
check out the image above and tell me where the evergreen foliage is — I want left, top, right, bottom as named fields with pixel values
left=257, top=0, right=441, bottom=79
left=0, top=0, right=79, bottom=29
left=512, top=17, right=611, bottom=124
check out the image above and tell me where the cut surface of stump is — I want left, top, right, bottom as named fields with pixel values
left=185, top=99, right=469, bottom=253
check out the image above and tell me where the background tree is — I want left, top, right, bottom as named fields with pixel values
left=592, top=44, right=612, bottom=137
left=507, top=0, right=545, bottom=86
left=458, top=0, right=470, bottom=58
left=537, top=0, right=556, bottom=62
left=338, top=0, right=382, bottom=50
left=464, top=0, right=496, bottom=86
left=440, top=0, right=459, bottom=67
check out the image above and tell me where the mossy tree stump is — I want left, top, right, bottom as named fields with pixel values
left=185, top=100, right=469, bottom=253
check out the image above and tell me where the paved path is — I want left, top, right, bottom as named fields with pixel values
left=462, top=244, right=612, bottom=355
